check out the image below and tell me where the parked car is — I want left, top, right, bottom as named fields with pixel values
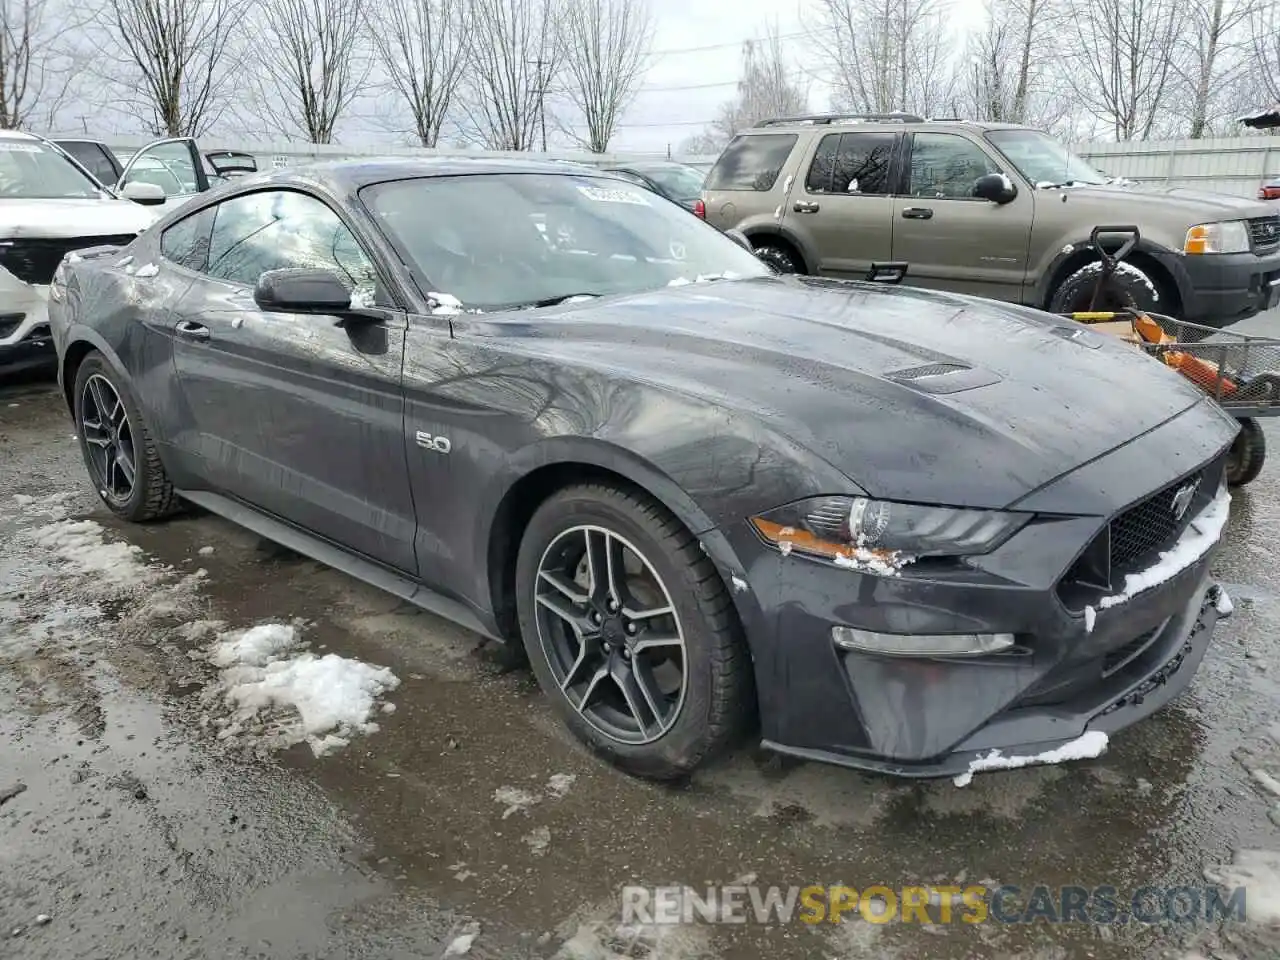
left=1259, top=176, right=1280, bottom=202
left=52, top=138, right=125, bottom=186
left=49, top=158, right=1236, bottom=782
left=0, top=130, right=165, bottom=375
left=112, top=138, right=259, bottom=214
left=701, top=113, right=1280, bottom=326
left=600, top=160, right=707, bottom=211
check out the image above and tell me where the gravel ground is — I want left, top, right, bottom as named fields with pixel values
left=2, top=314, right=1279, bottom=959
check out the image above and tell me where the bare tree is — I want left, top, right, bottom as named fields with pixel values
left=257, top=0, right=367, bottom=143
left=959, top=0, right=1071, bottom=129
left=1248, top=0, right=1280, bottom=109
left=712, top=28, right=808, bottom=138
left=808, top=0, right=956, bottom=117
left=459, top=0, right=562, bottom=150
left=368, top=0, right=468, bottom=147
left=1066, top=0, right=1184, bottom=139
left=560, top=0, right=652, bottom=152
left=100, top=0, right=243, bottom=136
left=0, top=0, right=83, bottom=128
left=1173, top=0, right=1257, bottom=137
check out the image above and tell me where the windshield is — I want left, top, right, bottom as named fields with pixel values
left=985, top=129, right=1107, bottom=187
left=632, top=163, right=706, bottom=200
left=360, top=173, right=771, bottom=312
left=0, top=139, right=106, bottom=200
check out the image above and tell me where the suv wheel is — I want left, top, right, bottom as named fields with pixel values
left=515, top=483, right=754, bottom=780
left=1048, top=260, right=1162, bottom=315
left=752, top=241, right=803, bottom=275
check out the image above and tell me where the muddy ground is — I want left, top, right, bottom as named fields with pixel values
left=3, top=337, right=1280, bottom=959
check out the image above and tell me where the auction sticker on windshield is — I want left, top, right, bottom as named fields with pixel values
left=577, top=185, right=650, bottom=205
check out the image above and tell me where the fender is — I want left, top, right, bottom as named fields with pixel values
left=737, top=221, right=819, bottom=274
left=1032, top=235, right=1189, bottom=309
left=58, top=324, right=127, bottom=410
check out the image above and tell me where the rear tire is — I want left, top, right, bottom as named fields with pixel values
left=1049, top=260, right=1163, bottom=315
left=1226, top=417, right=1266, bottom=487
left=752, top=241, right=803, bottom=275
left=72, top=351, right=180, bottom=522
left=514, top=483, right=754, bottom=780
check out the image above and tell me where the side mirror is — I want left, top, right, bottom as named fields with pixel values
left=121, top=181, right=166, bottom=205
left=724, top=227, right=753, bottom=252
left=973, top=173, right=1017, bottom=204
left=254, top=268, right=358, bottom=315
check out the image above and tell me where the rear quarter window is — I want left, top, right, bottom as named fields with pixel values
left=705, top=134, right=798, bottom=192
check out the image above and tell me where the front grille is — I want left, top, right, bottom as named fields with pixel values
left=1249, top=215, right=1280, bottom=253
left=0, top=235, right=137, bottom=285
left=1107, top=471, right=1203, bottom=571
left=0, top=312, right=23, bottom=338
left=1101, top=625, right=1162, bottom=677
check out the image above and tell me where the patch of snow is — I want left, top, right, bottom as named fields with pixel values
left=1203, top=850, right=1280, bottom=926
left=778, top=541, right=792, bottom=556
left=782, top=174, right=794, bottom=193
left=197, top=545, right=215, bottom=556
left=832, top=547, right=913, bottom=578
left=731, top=575, right=749, bottom=594
left=524, top=826, right=551, bottom=857
left=667, top=276, right=690, bottom=286
left=134, top=262, right=159, bottom=278
left=66, top=251, right=83, bottom=263
left=429, top=292, right=464, bottom=316
left=115, top=254, right=133, bottom=267
left=30, top=520, right=155, bottom=588
left=1084, top=605, right=1097, bottom=634
left=202, top=622, right=400, bottom=757
left=495, top=785, right=539, bottom=818
left=124, top=264, right=135, bottom=275
left=547, top=772, right=576, bottom=798
left=667, top=271, right=739, bottom=286
left=1251, top=768, right=1280, bottom=798
left=1073, top=259, right=1159, bottom=300
left=443, top=922, right=481, bottom=956
left=1215, top=587, right=1234, bottom=617
left=348, top=287, right=375, bottom=309
left=953, top=730, right=1109, bottom=787
left=773, top=204, right=782, bottom=219
left=1099, top=485, right=1230, bottom=609
left=1061, top=243, right=1075, bottom=255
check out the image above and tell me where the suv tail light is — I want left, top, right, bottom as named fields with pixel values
left=693, top=198, right=706, bottom=219
left=1260, top=185, right=1280, bottom=200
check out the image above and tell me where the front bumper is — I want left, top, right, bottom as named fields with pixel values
left=0, top=274, right=53, bottom=373
left=1157, top=246, right=1280, bottom=326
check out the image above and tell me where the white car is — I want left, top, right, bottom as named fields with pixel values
left=0, top=130, right=165, bottom=374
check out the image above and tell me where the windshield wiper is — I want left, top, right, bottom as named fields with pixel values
left=519, top=292, right=603, bottom=309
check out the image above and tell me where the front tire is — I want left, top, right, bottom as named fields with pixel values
left=752, top=241, right=803, bottom=275
left=1226, top=417, right=1266, bottom=487
left=73, top=351, right=180, bottom=522
left=514, top=484, right=753, bottom=780
left=1049, top=260, right=1163, bottom=315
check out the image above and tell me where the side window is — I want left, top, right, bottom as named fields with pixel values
left=205, top=190, right=378, bottom=304
left=123, top=142, right=198, bottom=195
left=60, top=143, right=117, bottom=184
left=907, top=133, right=999, bottom=200
left=805, top=135, right=839, bottom=193
left=608, top=170, right=650, bottom=189
left=159, top=209, right=212, bottom=272
left=705, top=134, right=798, bottom=192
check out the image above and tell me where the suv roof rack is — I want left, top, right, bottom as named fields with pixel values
left=754, top=111, right=924, bottom=127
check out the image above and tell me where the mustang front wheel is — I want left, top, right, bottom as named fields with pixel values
left=73, top=351, right=180, bottom=522
left=515, top=484, right=753, bottom=780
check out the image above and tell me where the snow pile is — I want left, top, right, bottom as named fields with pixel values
left=28, top=520, right=157, bottom=590
left=429, top=292, right=464, bottom=316
left=833, top=548, right=913, bottom=578
left=1215, top=587, right=1234, bottom=617
left=953, top=731, right=1109, bottom=787
left=133, top=262, right=159, bottom=278
left=201, top=622, right=400, bottom=757
left=1099, top=485, right=1231, bottom=609
left=1203, top=850, right=1280, bottom=926
left=1084, top=605, right=1097, bottom=634
left=493, top=773, right=577, bottom=818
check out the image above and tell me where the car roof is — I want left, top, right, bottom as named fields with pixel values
left=231, top=156, right=622, bottom=193
left=0, top=129, right=41, bottom=142
left=742, top=114, right=1036, bottom=134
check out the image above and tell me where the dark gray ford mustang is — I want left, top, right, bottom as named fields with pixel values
left=48, top=158, right=1239, bottom=783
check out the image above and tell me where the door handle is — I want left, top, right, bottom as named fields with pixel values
left=793, top=201, right=820, bottom=214
left=901, top=207, right=933, bottom=220
left=174, top=320, right=210, bottom=341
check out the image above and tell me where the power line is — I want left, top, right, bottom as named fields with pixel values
left=645, top=31, right=807, bottom=57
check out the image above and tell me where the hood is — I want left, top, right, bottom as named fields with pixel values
left=474, top=277, right=1216, bottom=509
left=0, top=197, right=161, bottom=240
left=1042, top=181, right=1274, bottom=223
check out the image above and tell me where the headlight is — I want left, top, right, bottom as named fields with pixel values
left=50, top=259, right=69, bottom=302
left=1184, top=221, right=1251, bottom=255
left=751, top=495, right=1032, bottom=569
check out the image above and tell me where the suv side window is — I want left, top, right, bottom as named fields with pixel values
left=705, top=134, right=798, bottom=192
left=906, top=133, right=999, bottom=200
left=806, top=132, right=896, bottom=195
left=59, top=142, right=118, bottom=185
left=159, top=208, right=213, bottom=272
left=205, top=190, right=378, bottom=303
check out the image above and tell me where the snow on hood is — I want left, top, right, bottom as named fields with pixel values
left=0, top=197, right=160, bottom=240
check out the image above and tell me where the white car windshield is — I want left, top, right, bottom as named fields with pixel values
left=360, top=172, right=771, bottom=312
left=0, top=139, right=107, bottom=200
left=633, top=164, right=706, bottom=200
left=986, top=129, right=1107, bottom=187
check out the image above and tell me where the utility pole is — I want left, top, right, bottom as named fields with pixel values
left=529, top=58, right=548, bottom=152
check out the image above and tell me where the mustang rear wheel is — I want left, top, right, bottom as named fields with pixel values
left=73, top=351, right=180, bottom=522
left=515, top=484, right=753, bottom=780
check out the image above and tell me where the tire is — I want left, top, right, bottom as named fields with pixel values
left=1048, top=260, right=1163, bottom=315
left=1226, top=417, right=1266, bottom=487
left=72, top=351, right=180, bottom=522
left=514, top=483, right=754, bottom=780
left=752, top=241, right=803, bottom=275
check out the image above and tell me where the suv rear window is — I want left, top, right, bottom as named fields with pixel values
left=705, top=134, right=797, bottom=192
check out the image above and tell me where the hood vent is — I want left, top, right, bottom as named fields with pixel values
left=886, top=361, right=1001, bottom=394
